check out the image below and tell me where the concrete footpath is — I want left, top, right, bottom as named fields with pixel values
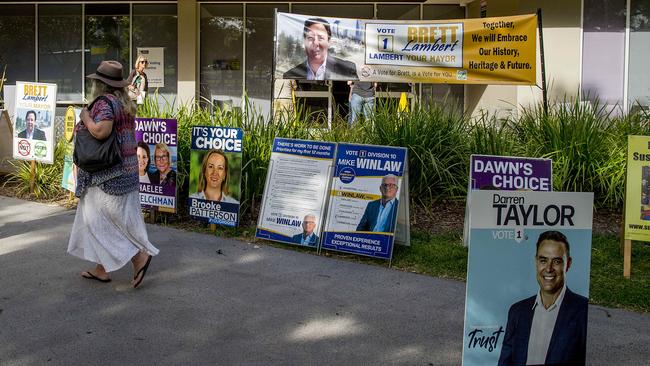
left=0, top=196, right=648, bottom=365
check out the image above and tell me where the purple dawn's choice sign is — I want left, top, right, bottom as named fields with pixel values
left=135, top=117, right=178, bottom=212
left=470, top=155, right=552, bottom=191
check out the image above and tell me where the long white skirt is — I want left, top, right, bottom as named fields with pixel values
left=67, top=186, right=159, bottom=272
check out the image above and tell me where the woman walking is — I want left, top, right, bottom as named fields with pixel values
left=68, top=60, right=159, bottom=288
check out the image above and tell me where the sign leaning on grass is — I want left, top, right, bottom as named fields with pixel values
left=12, top=81, right=57, bottom=164
left=624, top=135, right=650, bottom=242
left=256, top=138, right=336, bottom=247
left=135, top=117, right=178, bottom=213
left=275, top=12, right=537, bottom=84
left=61, top=106, right=81, bottom=194
left=188, top=126, right=243, bottom=227
left=462, top=190, right=593, bottom=366
left=321, top=143, right=408, bottom=260
left=463, top=155, right=553, bottom=246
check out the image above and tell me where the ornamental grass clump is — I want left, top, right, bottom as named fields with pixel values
left=370, top=97, right=470, bottom=201
left=513, top=98, right=614, bottom=206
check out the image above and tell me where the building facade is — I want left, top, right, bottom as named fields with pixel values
left=1, top=0, right=648, bottom=116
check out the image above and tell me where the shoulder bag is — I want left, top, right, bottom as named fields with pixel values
left=73, top=95, right=122, bottom=173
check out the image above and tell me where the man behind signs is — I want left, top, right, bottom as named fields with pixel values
left=283, top=17, right=358, bottom=81
left=292, top=214, right=319, bottom=247
left=498, top=230, right=588, bottom=366
left=17, top=110, right=46, bottom=141
left=356, top=174, right=399, bottom=233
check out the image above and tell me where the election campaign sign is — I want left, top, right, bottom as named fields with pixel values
left=12, top=82, right=57, bottom=164
left=463, top=155, right=553, bottom=246
left=188, top=126, right=243, bottom=227
left=256, top=138, right=336, bottom=247
left=321, top=143, right=407, bottom=260
left=624, top=135, right=650, bottom=242
left=61, top=106, right=81, bottom=194
left=135, top=117, right=178, bottom=213
left=463, top=190, right=593, bottom=366
left=275, top=12, right=537, bottom=84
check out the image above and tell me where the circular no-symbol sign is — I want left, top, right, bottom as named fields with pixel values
left=17, top=139, right=31, bottom=156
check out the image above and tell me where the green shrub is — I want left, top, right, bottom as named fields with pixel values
left=5, top=138, right=67, bottom=199
left=7, top=94, right=650, bottom=211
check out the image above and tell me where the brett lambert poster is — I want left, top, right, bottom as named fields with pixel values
left=135, top=117, right=178, bottom=213
left=12, top=82, right=57, bottom=164
left=274, top=12, right=537, bottom=84
left=321, top=143, right=407, bottom=259
left=256, top=138, right=336, bottom=247
left=188, top=126, right=243, bottom=227
left=463, top=190, right=593, bottom=366
left=624, top=135, right=650, bottom=242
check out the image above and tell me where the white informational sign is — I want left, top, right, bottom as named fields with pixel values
left=462, top=190, right=593, bottom=366
left=256, top=138, right=336, bottom=248
left=137, top=47, right=164, bottom=88
left=12, top=82, right=57, bottom=164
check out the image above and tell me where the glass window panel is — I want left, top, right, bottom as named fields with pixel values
left=376, top=4, right=420, bottom=20
left=291, top=4, right=374, bottom=19
left=245, top=4, right=289, bottom=116
left=39, top=5, right=83, bottom=102
left=582, top=0, right=626, bottom=105
left=84, top=4, right=130, bottom=98
left=583, top=0, right=627, bottom=32
left=133, top=4, right=178, bottom=97
left=200, top=4, right=244, bottom=108
left=422, top=5, right=465, bottom=20
left=629, top=0, right=650, bottom=109
left=0, top=5, right=35, bottom=85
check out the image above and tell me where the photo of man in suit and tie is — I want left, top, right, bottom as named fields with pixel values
left=283, top=17, right=358, bottom=81
left=292, top=214, right=319, bottom=247
left=17, top=110, right=46, bottom=141
left=498, top=230, right=588, bottom=366
left=356, top=174, right=399, bottom=233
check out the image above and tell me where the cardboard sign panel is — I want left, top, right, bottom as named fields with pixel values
left=462, top=190, right=593, bottom=366
left=321, top=143, right=407, bottom=260
left=624, top=135, right=650, bottom=241
left=12, top=81, right=57, bottom=164
left=188, top=126, right=243, bottom=227
left=464, top=155, right=553, bottom=246
left=135, top=118, right=178, bottom=213
left=256, top=138, right=336, bottom=247
left=275, top=13, right=537, bottom=84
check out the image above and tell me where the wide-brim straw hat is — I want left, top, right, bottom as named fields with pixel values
left=86, top=60, right=130, bottom=88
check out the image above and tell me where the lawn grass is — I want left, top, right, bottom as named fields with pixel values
left=589, top=234, right=650, bottom=312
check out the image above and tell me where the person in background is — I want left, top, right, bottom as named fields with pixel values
left=137, top=141, right=153, bottom=184
left=150, top=142, right=177, bottom=188
left=189, top=149, right=238, bottom=204
left=67, top=60, right=158, bottom=288
left=347, top=81, right=377, bottom=126
left=128, top=55, right=149, bottom=104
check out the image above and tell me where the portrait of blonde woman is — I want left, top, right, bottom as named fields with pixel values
left=189, top=149, right=239, bottom=204
left=128, top=55, right=149, bottom=103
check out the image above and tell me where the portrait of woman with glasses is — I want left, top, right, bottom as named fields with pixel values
left=151, top=142, right=176, bottom=188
